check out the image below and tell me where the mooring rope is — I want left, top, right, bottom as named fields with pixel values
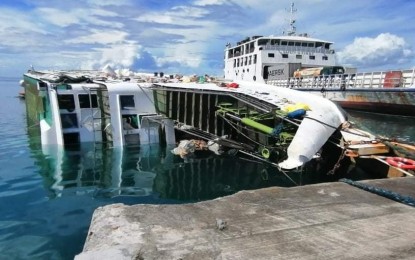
left=339, top=178, right=415, bottom=207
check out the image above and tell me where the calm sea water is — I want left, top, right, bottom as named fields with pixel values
left=0, top=77, right=414, bottom=259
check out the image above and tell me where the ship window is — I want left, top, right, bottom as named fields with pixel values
left=302, top=42, right=308, bottom=47
left=310, top=55, right=315, bottom=60
left=254, top=54, right=257, bottom=64
left=308, top=43, right=314, bottom=47
left=316, top=42, right=323, bottom=48
left=122, top=115, right=138, bottom=129
left=233, top=59, right=236, bottom=68
left=244, top=57, right=248, bottom=65
left=79, top=94, right=98, bottom=108
left=281, top=41, right=287, bottom=46
left=63, top=133, right=80, bottom=145
left=249, top=55, right=252, bottom=65
left=237, top=58, right=240, bottom=67
left=322, top=56, right=328, bottom=60
left=258, top=39, right=268, bottom=46
left=120, top=95, right=135, bottom=109
left=295, top=42, right=301, bottom=46
left=249, top=42, right=255, bottom=52
left=288, top=42, right=294, bottom=46
left=282, top=54, right=288, bottom=58
left=58, top=94, right=75, bottom=111
left=296, top=55, right=302, bottom=59
left=268, top=53, right=275, bottom=58
left=61, top=113, right=78, bottom=128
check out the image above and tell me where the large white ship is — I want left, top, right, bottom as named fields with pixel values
left=224, top=3, right=415, bottom=116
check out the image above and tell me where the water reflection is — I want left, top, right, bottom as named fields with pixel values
left=30, top=142, right=348, bottom=202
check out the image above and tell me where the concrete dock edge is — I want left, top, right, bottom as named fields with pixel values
left=76, top=177, right=415, bottom=260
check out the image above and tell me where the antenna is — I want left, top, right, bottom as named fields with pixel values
left=283, top=2, right=297, bottom=36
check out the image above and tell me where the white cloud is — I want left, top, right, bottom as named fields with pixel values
left=86, top=0, right=132, bottom=6
left=193, top=0, right=228, bottom=6
left=83, top=43, right=143, bottom=69
left=65, top=30, right=129, bottom=44
left=0, top=8, right=49, bottom=37
left=37, top=8, right=123, bottom=28
left=337, top=33, right=413, bottom=68
left=135, top=5, right=209, bottom=25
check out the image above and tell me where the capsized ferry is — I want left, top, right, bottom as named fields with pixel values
left=224, top=3, right=415, bottom=116
left=22, top=68, right=357, bottom=170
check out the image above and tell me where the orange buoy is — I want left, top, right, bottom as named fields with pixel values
left=386, top=157, right=415, bottom=170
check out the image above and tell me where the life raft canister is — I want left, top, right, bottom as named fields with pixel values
left=386, top=157, right=415, bottom=170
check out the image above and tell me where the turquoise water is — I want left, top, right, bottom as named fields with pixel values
left=0, top=77, right=414, bottom=259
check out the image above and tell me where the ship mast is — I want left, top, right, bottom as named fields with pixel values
left=284, top=2, right=297, bottom=36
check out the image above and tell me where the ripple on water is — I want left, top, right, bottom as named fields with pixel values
left=0, top=235, right=61, bottom=259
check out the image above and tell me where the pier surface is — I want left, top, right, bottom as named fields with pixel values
left=76, top=177, right=415, bottom=260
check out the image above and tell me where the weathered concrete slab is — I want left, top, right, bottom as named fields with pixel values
left=76, top=177, right=415, bottom=260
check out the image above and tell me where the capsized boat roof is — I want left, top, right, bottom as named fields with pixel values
left=152, top=80, right=347, bottom=169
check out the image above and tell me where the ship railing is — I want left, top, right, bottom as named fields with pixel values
left=266, top=68, right=415, bottom=89
left=262, top=45, right=334, bottom=55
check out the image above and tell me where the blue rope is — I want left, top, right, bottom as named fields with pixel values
left=272, top=122, right=284, bottom=136
left=339, top=178, right=415, bottom=207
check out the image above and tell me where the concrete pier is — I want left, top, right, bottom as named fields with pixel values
left=76, top=177, right=415, bottom=260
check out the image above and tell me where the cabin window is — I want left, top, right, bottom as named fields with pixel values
left=237, top=58, right=240, bottom=67
left=296, top=55, right=302, bottom=59
left=268, top=53, right=275, bottom=58
left=322, top=56, right=328, bottom=60
left=295, top=42, right=301, bottom=46
left=120, top=95, right=135, bottom=109
left=301, top=42, right=308, bottom=47
left=63, top=133, right=80, bottom=145
left=309, top=55, right=315, bottom=60
left=281, top=41, right=287, bottom=46
left=254, top=54, right=257, bottom=64
left=249, top=55, right=252, bottom=65
left=40, top=95, right=52, bottom=125
left=60, top=113, right=78, bottom=128
left=316, top=42, right=323, bottom=48
left=270, top=39, right=279, bottom=45
left=79, top=94, right=98, bottom=108
left=58, top=94, right=75, bottom=111
left=288, top=42, right=294, bottom=46
left=308, top=43, right=314, bottom=47
left=249, top=42, right=255, bottom=52
left=122, top=115, right=138, bottom=129
left=258, top=39, right=268, bottom=46
left=244, top=57, right=248, bottom=66
left=282, top=54, right=288, bottom=58
left=233, top=59, right=236, bottom=68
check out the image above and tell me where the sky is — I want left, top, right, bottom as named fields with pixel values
left=0, top=0, right=414, bottom=77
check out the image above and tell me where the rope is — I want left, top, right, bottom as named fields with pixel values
left=339, top=178, right=415, bottom=207
left=303, top=116, right=340, bottom=130
left=327, top=146, right=347, bottom=175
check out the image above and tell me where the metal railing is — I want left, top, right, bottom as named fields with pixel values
left=267, top=69, right=415, bottom=89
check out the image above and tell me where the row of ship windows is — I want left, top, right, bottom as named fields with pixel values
left=233, top=53, right=329, bottom=67
left=233, top=54, right=257, bottom=67
left=267, top=53, right=328, bottom=60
